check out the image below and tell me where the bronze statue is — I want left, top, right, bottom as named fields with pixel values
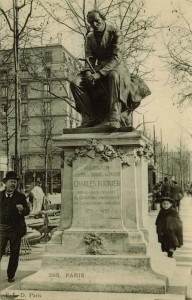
left=70, top=10, right=151, bottom=129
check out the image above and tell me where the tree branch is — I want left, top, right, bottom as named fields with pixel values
left=38, top=1, right=83, bottom=36
left=135, top=120, right=156, bottom=130
left=18, top=0, right=34, bottom=38
left=0, top=8, right=14, bottom=32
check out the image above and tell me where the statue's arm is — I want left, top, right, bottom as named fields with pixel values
left=99, top=28, right=124, bottom=77
left=84, top=39, right=96, bottom=73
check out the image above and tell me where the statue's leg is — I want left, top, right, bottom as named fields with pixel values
left=108, top=70, right=121, bottom=129
left=70, top=74, right=96, bottom=127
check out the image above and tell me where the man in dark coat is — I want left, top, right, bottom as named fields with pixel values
left=0, top=171, right=30, bottom=282
left=161, top=177, right=171, bottom=197
left=170, top=180, right=183, bottom=212
left=70, top=10, right=150, bottom=129
left=155, top=197, right=183, bottom=257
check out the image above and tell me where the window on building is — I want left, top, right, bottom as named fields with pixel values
left=20, top=53, right=29, bottom=71
left=3, top=51, right=13, bottom=63
left=21, top=102, right=28, bottom=117
left=0, top=70, right=7, bottom=80
left=1, top=122, right=6, bottom=136
left=21, top=139, right=28, bottom=151
left=3, top=54, right=9, bottom=63
left=44, top=67, right=51, bottom=79
left=43, top=100, right=51, bottom=115
left=1, top=101, right=9, bottom=114
left=21, top=124, right=28, bottom=135
left=20, top=61, right=28, bottom=71
left=43, top=84, right=50, bottom=98
left=21, top=85, right=28, bottom=99
left=45, top=51, right=53, bottom=63
left=1, top=86, right=8, bottom=98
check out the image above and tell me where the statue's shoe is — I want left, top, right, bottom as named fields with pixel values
left=94, top=119, right=110, bottom=128
left=110, top=119, right=120, bottom=129
left=77, top=119, right=98, bottom=128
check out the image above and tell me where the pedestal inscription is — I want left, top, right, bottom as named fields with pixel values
left=72, top=157, right=122, bottom=229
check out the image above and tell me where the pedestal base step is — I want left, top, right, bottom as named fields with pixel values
left=1, top=288, right=185, bottom=300
left=20, top=253, right=168, bottom=293
left=20, top=267, right=167, bottom=294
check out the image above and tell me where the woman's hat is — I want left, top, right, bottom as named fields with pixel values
left=160, top=197, right=175, bottom=204
left=2, top=171, right=20, bottom=183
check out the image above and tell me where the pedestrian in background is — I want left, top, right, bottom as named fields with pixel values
left=0, top=171, right=30, bottom=282
left=170, top=180, right=183, bottom=212
left=155, top=197, right=183, bottom=258
left=161, top=177, right=171, bottom=197
left=0, top=181, right=5, bottom=191
left=31, top=179, right=45, bottom=217
left=189, top=183, right=192, bottom=197
left=153, top=182, right=162, bottom=203
left=185, top=182, right=191, bottom=196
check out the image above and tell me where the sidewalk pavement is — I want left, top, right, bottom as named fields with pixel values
left=1, top=196, right=192, bottom=299
left=174, top=196, right=192, bottom=266
left=149, top=196, right=192, bottom=266
left=178, top=196, right=192, bottom=299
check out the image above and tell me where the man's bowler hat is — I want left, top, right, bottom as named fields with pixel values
left=3, top=171, right=20, bottom=183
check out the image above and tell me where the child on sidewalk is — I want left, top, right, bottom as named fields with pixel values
left=155, top=197, right=183, bottom=257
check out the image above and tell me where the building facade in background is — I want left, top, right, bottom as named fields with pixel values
left=0, top=44, right=82, bottom=192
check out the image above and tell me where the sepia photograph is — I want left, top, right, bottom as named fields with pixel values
left=0, top=0, right=192, bottom=299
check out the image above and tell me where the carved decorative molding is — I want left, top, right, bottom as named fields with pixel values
left=84, top=233, right=103, bottom=255
left=135, top=143, right=153, bottom=161
left=66, top=139, right=130, bottom=166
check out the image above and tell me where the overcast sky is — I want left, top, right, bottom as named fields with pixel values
left=140, top=0, right=192, bottom=151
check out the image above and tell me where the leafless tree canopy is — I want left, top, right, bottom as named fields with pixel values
left=37, top=0, right=159, bottom=77
left=163, top=6, right=192, bottom=106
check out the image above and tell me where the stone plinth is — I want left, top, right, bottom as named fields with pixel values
left=21, top=130, right=171, bottom=293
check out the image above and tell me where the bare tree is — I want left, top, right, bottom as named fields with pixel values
left=0, top=0, right=35, bottom=177
left=0, top=66, right=18, bottom=170
left=39, top=101, right=54, bottom=196
left=163, top=6, right=192, bottom=106
left=19, top=43, right=81, bottom=112
left=37, top=0, right=158, bottom=77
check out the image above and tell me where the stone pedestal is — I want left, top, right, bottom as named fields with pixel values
left=21, top=130, right=171, bottom=294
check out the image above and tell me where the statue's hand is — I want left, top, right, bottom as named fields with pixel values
left=85, top=70, right=92, bottom=79
left=86, top=73, right=101, bottom=86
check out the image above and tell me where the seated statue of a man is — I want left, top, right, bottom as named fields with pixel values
left=70, top=10, right=150, bottom=129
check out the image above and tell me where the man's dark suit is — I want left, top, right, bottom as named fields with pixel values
left=0, top=189, right=30, bottom=279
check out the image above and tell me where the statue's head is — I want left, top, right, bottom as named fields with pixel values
left=87, top=10, right=106, bottom=33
